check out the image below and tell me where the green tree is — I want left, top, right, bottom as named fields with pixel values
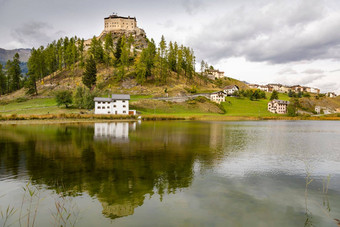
left=82, top=56, right=97, bottom=89
left=89, top=36, right=104, bottom=63
left=78, top=38, right=85, bottom=67
left=25, top=75, right=37, bottom=95
left=114, top=36, right=123, bottom=65
left=270, top=90, right=279, bottom=100
left=287, top=99, right=299, bottom=116
left=104, top=33, right=113, bottom=67
left=288, top=89, right=293, bottom=97
left=168, top=41, right=177, bottom=72
left=0, top=63, right=6, bottom=95
left=73, top=86, right=95, bottom=109
left=55, top=90, right=73, bottom=108
left=7, top=53, right=22, bottom=92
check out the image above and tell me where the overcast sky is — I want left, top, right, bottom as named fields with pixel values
left=1, top=0, right=340, bottom=93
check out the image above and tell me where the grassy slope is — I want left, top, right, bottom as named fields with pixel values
left=221, top=93, right=290, bottom=117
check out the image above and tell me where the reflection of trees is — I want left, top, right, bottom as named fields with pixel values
left=0, top=122, right=225, bottom=219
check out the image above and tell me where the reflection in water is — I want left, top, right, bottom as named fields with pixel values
left=0, top=121, right=340, bottom=226
left=0, top=122, right=221, bottom=221
left=94, top=122, right=137, bottom=142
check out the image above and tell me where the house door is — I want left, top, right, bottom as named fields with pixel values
left=115, top=111, right=117, bottom=115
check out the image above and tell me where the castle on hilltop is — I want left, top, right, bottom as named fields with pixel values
left=85, top=13, right=146, bottom=47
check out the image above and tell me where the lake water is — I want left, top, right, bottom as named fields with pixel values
left=0, top=121, right=340, bottom=226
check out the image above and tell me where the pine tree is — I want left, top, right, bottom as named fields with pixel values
left=270, top=90, right=279, bottom=100
left=82, top=55, right=97, bottom=89
left=7, top=53, right=22, bottom=92
left=114, top=36, right=123, bottom=65
left=168, top=41, right=177, bottom=72
left=78, top=38, right=85, bottom=67
left=104, top=33, right=113, bottom=67
left=89, top=36, right=104, bottom=63
left=0, top=63, right=6, bottom=95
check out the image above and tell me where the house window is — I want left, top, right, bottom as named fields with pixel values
left=114, top=105, right=116, bottom=108
left=123, top=105, right=126, bottom=108
left=123, top=111, right=126, bottom=114
left=98, top=102, right=101, bottom=104
left=113, top=100, right=116, bottom=102
left=123, top=100, right=125, bottom=103
left=98, top=106, right=101, bottom=109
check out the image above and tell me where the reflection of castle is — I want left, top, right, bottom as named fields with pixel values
left=94, top=122, right=136, bottom=142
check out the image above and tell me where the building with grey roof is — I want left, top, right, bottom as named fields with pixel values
left=94, top=94, right=135, bottom=115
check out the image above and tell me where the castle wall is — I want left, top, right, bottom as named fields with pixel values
left=104, top=17, right=137, bottom=32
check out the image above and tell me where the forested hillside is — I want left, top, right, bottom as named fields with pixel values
left=0, top=32, right=247, bottom=100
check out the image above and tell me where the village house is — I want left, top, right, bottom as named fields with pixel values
left=210, top=91, right=226, bottom=104
left=94, top=94, right=136, bottom=115
left=315, top=106, right=335, bottom=115
left=258, top=85, right=269, bottom=92
left=280, top=86, right=291, bottom=93
left=327, top=92, right=337, bottom=98
left=268, top=99, right=290, bottom=114
left=205, top=69, right=225, bottom=80
left=310, top=87, right=320, bottom=94
left=223, top=85, right=239, bottom=96
left=248, top=84, right=259, bottom=89
left=268, top=84, right=282, bottom=92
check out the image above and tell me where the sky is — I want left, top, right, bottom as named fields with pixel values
left=1, top=0, right=340, bottom=94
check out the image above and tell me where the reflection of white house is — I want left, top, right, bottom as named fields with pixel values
left=94, top=122, right=136, bottom=142
left=210, top=91, right=226, bottom=104
left=94, top=94, right=136, bottom=115
left=223, top=85, right=239, bottom=96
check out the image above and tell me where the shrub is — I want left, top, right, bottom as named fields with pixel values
left=73, top=86, right=95, bottom=109
left=16, top=97, right=29, bottom=103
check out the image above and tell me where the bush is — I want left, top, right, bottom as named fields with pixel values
left=73, top=86, right=96, bottom=109
left=55, top=90, right=73, bottom=108
left=16, top=97, right=29, bottom=103
left=185, top=85, right=197, bottom=94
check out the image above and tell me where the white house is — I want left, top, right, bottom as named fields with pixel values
left=223, top=85, right=239, bottom=96
left=268, top=99, right=290, bottom=114
left=94, top=94, right=135, bottom=115
left=210, top=91, right=226, bottom=104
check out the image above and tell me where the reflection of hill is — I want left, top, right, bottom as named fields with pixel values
left=0, top=122, right=227, bottom=219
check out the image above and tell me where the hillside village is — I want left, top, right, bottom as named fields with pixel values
left=0, top=14, right=340, bottom=119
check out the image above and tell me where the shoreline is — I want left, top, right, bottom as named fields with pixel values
left=0, top=113, right=340, bottom=125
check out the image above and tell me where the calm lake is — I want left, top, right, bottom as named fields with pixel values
left=0, top=121, right=340, bottom=226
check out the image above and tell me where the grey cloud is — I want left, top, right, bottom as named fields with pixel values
left=302, top=69, right=325, bottom=74
left=329, top=69, right=340, bottom=73
left=189, top=0, right=340, bottom=64
left=181, top=0, right=203, bottom=14
left=11, top=21, right=64, bottom=48
left=297, top=74, right=326, bottom=85
left=278, top=68, right=298, bottom=75
left=158, top=20, right=175, bottom=28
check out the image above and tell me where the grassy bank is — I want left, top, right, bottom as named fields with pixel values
left=1, top=93, right=340, bottom=123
